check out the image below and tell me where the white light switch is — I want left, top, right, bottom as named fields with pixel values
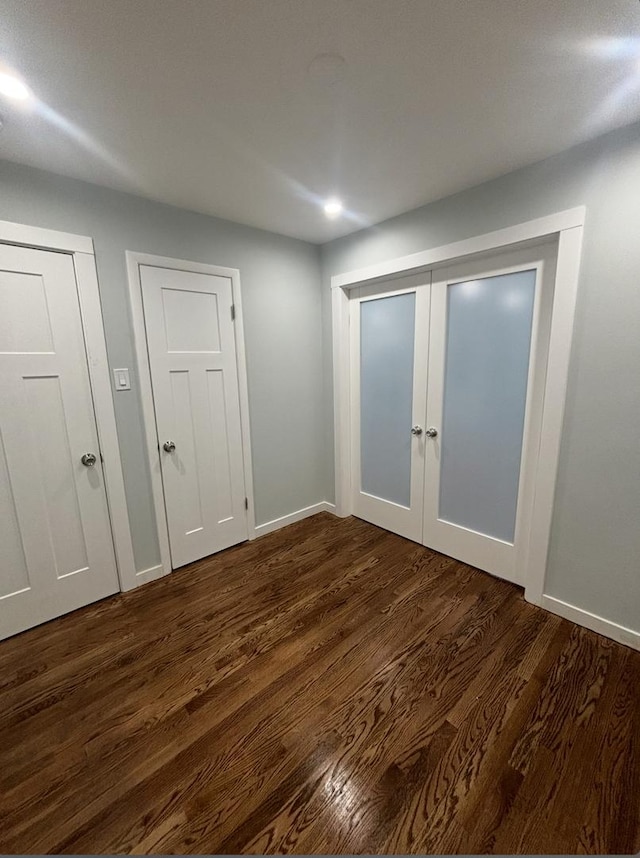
left=113, top=368, right=131, bottom=391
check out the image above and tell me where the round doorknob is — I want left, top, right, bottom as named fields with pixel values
left=425, top=427, right=438, bottom=438
left=411, top=426, right=423, bottom=436
left=81, top=452, right=97, bottom=467
left=163, top=440, right=176, bottom=453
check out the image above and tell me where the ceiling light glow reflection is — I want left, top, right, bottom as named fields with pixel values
left=37, top=101, right=134, bottom=179
left=577, top=36, right=640, bottom=137
left=582, top=36, right=640, bottom=60
left=0, top=58, right=135, bottom=183
left=460, top=280, right=482, bottom=298
left=324, top=197, right=344, bottom=219
left=0, top=72, right=30, bottom=101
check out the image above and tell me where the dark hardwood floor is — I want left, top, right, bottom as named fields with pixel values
left=0, top=513, right=638, bottom=854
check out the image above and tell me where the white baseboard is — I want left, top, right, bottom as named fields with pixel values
left=541, top=594, right=640, bottom=652
left=254, top=502, right=336, bottom=538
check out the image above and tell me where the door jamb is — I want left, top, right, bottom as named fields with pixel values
left=0, top=219, right=137, bottom=591
left=125, top=251, right=256, bottom=580
left=331, top=206, right=585, bottom=605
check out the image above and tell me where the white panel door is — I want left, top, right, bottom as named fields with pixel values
left=349, top=274, right=431, bottom=542
left=423, top=244, right=556, bottom=584
left=0, top=244, right=119, bottom=640
left=140, top=265, right=248, bottom=568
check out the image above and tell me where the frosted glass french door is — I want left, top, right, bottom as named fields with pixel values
left=349, top=244, right=556, bottom=586
left=350, top=274, right=431, bottom=542
left=423, top=245, right=556, bottom=584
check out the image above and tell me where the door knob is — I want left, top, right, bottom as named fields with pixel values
left=163, top=441, right=176, bottom=453
left=425, top=427, right=438, bottom=438
left=411, top=426, right=423, bottom=436
left=81, top=452, right=97, bottom=467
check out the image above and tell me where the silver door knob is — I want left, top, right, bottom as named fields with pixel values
left=425, top=427, right=438, bottom=438
left=411, top=425, right=423, bottom=436
left=163, top=441, right=176, bottom=453
left=81, top=452, right=97, bottom=467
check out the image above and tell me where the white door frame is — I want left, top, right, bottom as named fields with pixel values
left=0, top=219, right=136, bottom=591
left=126, top=251, right=256, bottom=579
left=331, top=206, right=585, bottom=606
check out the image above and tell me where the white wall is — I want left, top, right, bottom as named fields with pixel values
left=321, top=120, right=640, bottom=635
left=0, top=159, right=325, bottom=574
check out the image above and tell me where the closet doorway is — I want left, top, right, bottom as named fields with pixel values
left=333, top=209, right=585, bottom=596
left=349, top=244, right=555, bottom=585
left=0, top=220, right=134, bottom=640
left=127, top=253, right=255, bottom=576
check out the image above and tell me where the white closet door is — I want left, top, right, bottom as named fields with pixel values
left=140, top=265, right=248, bottom=568
left=423, top=244, right=556, bottom=584
left=0, top=244, right=119, bottom=640
left=350, top=274, right=431, bottom=542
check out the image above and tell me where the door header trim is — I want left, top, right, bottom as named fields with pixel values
left=0, top=218, right=95, bottom=255
left=331, top=206, right=585, bottom=290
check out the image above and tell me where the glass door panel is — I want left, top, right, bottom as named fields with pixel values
left=423, top=244, right=556, bottom=584
left=439, top=270, right=536, bottom=543
left=360, top=292, right=415, bottom=507
left=350, top=274, right=431, bottom=542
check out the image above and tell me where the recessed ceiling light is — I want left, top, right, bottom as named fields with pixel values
left=324, top=198, right=343, bottom=219
left=0, top=72, right=31, bottom=101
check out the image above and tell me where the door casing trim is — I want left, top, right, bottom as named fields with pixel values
left=126, top=251, right=256, bottom=583
left=0, top=218, right=136, bottom=592
left=330, top=206, right=585, bottom=607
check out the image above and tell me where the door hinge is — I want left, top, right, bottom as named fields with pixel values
left=231, top=304, right=236, bottom=321
left=244, top=497, right=249, bottom=510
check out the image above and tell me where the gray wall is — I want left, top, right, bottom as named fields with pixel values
left=0, top=160, right=324, bottom=573
left=2, top=118, right=638, bottom=636
left=321, top=120, right=640, bottom=633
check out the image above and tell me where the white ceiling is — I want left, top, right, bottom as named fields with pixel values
left=0, top=0, right=639, bottom=243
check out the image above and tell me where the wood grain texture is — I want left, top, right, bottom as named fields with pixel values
left=0, top=513, right=638, bottom=854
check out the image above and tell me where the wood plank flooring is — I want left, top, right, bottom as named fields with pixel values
left=0, top=513, right=638, bottom=854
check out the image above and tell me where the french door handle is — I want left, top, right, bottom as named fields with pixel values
left=425, top=427, right=438, bottom=438
left=81, top=452, right=97, bottom=467
left=411, top=426, right=423, bottom=436
left=163, top=440, right=176, bottom=453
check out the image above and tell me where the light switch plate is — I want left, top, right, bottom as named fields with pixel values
left=113, top=368, right=131, bottom=391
